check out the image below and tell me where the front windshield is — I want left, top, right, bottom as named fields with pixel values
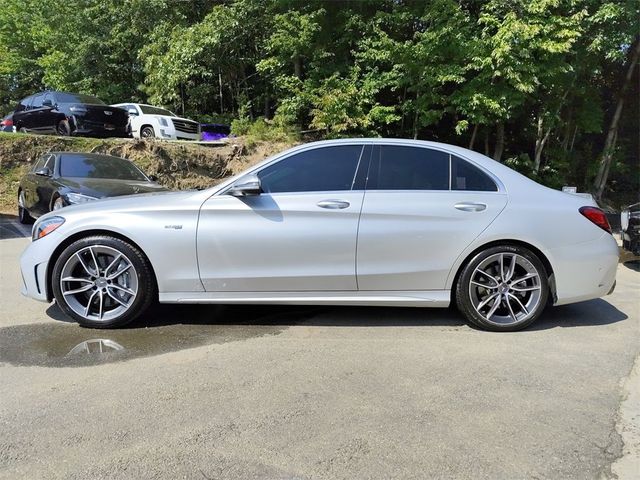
left=60, top=154, right=148, bottom=181
left=56, top=92, right=105, bottom=104
left=139, top=105, right=174, bottom=116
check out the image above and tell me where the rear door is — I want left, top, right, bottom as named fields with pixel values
left=197, top=144, right=369, bottom=292
left=356, top=145, right=508, bottom=291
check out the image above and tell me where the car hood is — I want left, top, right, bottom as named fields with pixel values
left=58, top=178, right=168, bottom=198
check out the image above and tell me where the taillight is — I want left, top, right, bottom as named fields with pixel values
left=579, top=206, right=612, bottom=234
left=1, top=119, right=12, bottom=127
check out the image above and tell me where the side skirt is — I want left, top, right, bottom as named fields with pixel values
left=159, top=290, right=451, bottom=308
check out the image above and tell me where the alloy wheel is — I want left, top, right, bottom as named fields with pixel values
left=59, top=245, right=138, bottom=322
left=468, top=252, right=542, bottom=326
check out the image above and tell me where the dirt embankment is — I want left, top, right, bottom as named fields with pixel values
left=0, top=133, right=295, bottom=214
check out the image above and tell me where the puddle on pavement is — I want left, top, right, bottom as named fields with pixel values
left=0, top=304, right=319, bottom=368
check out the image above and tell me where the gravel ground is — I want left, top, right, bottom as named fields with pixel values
left=1, top=233, right=638, bottom=480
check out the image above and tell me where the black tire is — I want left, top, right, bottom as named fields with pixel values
left=50, top=194, right=64, bottom=212
left=455, top=245, right=549, bottom=332
left=18, top=190, right=33, bottom=224
left=140, top=125, right=155, bottom=138
left=52, top=235, right=156, bottom=328
left=57, top=119, right=71, bottom=136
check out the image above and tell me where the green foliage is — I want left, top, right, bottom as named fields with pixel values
left=0, top=0, right=638, bottom=202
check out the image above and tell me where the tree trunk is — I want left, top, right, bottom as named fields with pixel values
left=468, top=123, right=478, bottom=150
left=294, top=55, right=303, bottom=80
left=493, top=122, right=504, bottom=162
left=413, top=91, right=420, bottom=140
left=484, top=129, right=490, bottom=156
left=218, top=70, right=224, bottom=113
left=263, top=87, right=271, bottom=119
left=594, top=37, right=640, bottom=200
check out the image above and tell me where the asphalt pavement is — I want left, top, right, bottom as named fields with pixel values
left=0, top=221, right=638, bottom=479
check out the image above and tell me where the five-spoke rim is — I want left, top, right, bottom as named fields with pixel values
left=60, top=245, right=138, bottom=321
left=469, top=252, right=542, bottom=326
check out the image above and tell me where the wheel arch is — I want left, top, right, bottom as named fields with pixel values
left=140, top=123, right=155, bottom=137
left=45, top=229, right=158, bottom=302
left=449, top=239, right=556, bottom=306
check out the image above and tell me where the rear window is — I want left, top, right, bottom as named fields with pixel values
left=55, top=93, right=105, bottom=104
left=370, top=146, right=450, bottom=191
left=59, top=155, right=147, bottom=181
left=451, top=156, right=498, bottom=192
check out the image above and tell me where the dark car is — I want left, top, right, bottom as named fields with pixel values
left=621, top=202, right=640, bottom=255
left=12, top=91, right=129, bottom=138
left=1, top=113, right=15, bottom=132
left=18, top=152, right=167, bottom=223
left=200, top=123, right=230, bottom=141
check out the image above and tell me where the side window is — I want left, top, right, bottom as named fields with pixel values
left=370, top=146, right=449, bottom=190
left=451, top=156, right=498, bottom=192
left=16, top=96, right=31, bottom=112
left=126, top=104, right=139, bottom=115
left=42, top=92, right=54, bottom=106
left=31, top=93, right=44, bottom=109
left=32, top=155, right=48, bottom=172
left=43, top=155, right=56, bottom=172
left=257, top=145, right=364, bottom=193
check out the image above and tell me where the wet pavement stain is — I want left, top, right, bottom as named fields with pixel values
left=0, top=304, right=319, bottom=368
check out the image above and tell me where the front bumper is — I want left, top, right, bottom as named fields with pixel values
left=20, top=232, right=62, bottom=302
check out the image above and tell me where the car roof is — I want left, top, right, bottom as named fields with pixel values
left=49, top=152, right=130, bottom=161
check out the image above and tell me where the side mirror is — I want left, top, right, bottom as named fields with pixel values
left=35, top=167, right=51, bottom=177
left=228, top=174, right=262, bottom=196
left=148, top=174, right=158, bottom=182
left=42, top=99, right=54, bottom=108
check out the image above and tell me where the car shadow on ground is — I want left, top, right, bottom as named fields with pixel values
left=45, top=297, right=628, bottom=332
left=0, top=214, right=31, bottom=239
left=623, top=260, right=639, bottom=272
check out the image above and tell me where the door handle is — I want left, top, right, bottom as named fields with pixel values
left=454, top=202, right=487, bottom=212
left=317, top=199, right=350, bottom=209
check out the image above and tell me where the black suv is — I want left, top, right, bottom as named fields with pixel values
left=13, top=91, right=129, bottom=138
left=621, top=202, right=640, bottom=255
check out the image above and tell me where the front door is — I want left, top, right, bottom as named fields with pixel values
left=197, top=144, right=369, bottom=292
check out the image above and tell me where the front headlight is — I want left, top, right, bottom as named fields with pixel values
left=66, top=192, right=98, bottom=205
left=158, top=117, right=168, bottom=127
left=32, top=216, right=65, bottom=241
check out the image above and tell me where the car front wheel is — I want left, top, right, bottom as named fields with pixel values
left=140, top=125, right=155, bottom=138
left=52, top=236, right=155, bottom=328
left=456, top=245, right=549, bottom=331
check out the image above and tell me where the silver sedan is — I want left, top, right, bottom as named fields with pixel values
left=20, top=139, right=619, bottom=331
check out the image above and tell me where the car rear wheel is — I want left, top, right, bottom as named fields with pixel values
left=455, top=245, right=549, bottom=331
left=18, top=190, right=33, bottom=224
left=140, top=125, right=155, bottom=138
left=52, top=236, right=155, bottom=328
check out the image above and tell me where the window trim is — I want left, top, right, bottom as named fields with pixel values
left=365, top=143, right=504, bottom=194
left=221, top=143, right=369, bottom=195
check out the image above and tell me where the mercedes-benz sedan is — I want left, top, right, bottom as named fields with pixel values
left=20, top=139, right=618, bottom=331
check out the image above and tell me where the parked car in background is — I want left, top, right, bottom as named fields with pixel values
left=621, top=202, right=640, bottom=255
left=12, top=91, right=129, bottom=138
left=19, top=139, right=618, bottom=332
left=1, top=113, right=15, bottom=133
left=112, top=103, right=201, bottom=141
left=18, top=152, right=167, bottom=223
left=200, top=123, right=230, bottom=141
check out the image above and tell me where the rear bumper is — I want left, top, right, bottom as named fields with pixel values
left=546, top=233, right=619, bottom=306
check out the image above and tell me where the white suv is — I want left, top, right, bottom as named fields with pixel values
left=112, top=103, right=201, bottom=141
